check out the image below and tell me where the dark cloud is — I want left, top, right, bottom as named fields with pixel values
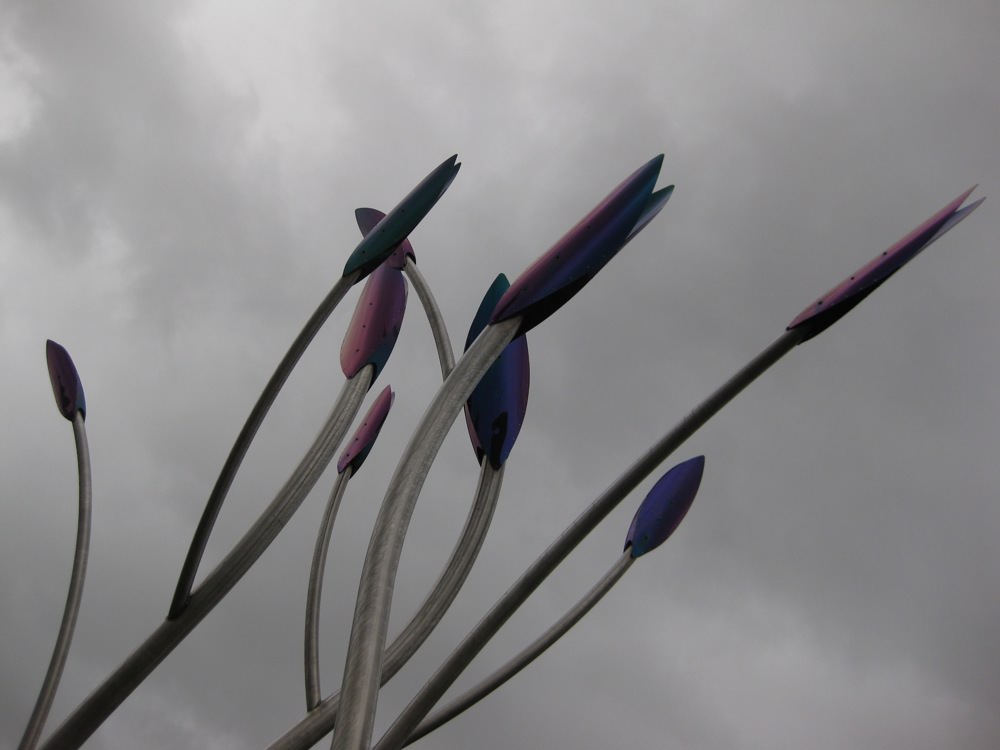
left=1, top=2, right=998, bottom=749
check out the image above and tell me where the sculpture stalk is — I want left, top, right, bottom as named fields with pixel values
left=403, top=260, right=455, bottom=378
left=372, top=329, right=802, bottom=750
left=39, top=368, right=371, bottom=750
left=267, top=460, right=504, bottom=750
left=18, top=413, right=91, bottom=750
left=170, top=272, right=359, bottom=619
left=305, top=469, right=353, bottom=710
left=407, top=552, right=634, bottom=745
left=330, top=319, right=520, bottom=750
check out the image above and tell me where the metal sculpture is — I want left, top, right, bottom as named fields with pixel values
left=14, top=155, right=982, bottom=750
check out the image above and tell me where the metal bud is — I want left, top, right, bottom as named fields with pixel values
left=337, top=385, right=395, bottom=475
left=355, top=207, right=415, bottom=269
left=625, top=456, right=704, bottom=558
left=464, top=274, right=530, bottom=468
left=490, top=155, right=669, bottom=336
left=45, top=340, right=86, bottom=421
left=343, top=155, right=460, bottom=280
left=788, top=187, right=984, bottom=341
left=340, top=262, right=408, bottom=381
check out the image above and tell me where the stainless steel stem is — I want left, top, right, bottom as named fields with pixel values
left=403, top=260, right=455, bottom=378
left=373, top=328, right=803, bottom=750
left=265, top=460, right=504, bottom=750
left=299, top=261, right=466, bottom=725
left=381, top=460, right=503, bottom=685
left=39, top=368, right=371, bottom=750
left=330, top=319, right=520, bottom=750
left=170, top=272, right=359, bottom=620
left=18, top=413, right=92, bottom=750
left=305, top=469, right=353, bottom=710
left=406, top=552, right=634, bottom=745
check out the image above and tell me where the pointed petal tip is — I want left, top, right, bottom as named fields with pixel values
left=46, top=339, right=86, bottom=421
left=963, top=195, right=986, bottom=213
left=354, top=207, right=384, bottom=233
left=958, top=184, right=978, bottom=203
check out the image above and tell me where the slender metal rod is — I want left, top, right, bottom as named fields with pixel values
left=407, top=552, right=634, bottom=746
left=330, top=319, right=520, bottom=750
left=18, top=413, right=92, bottom=750
left=265, top=460, right=505, bottom=750
left=303, top=261, right=456, bottom=713
left=305, top=469, right=353, bottom=710
left=381, top=460, right=503, bottom=685
left=373, top=328, right=803, bottom=750
left=263, top=328, right=800, bottom=750
left=170, top=272, right=359, bottom=620
left=39, top=368, right=371, bottom=750
left=403, top=260, right=455, bottom=378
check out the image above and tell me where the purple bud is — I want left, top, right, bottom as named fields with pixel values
left=340, top=262, right=408, bottom=381
left=337, top=386, right=395, bottom=475
left=463, top=275, right=530, bottom=468
left=625, top=456, right=704, bottom=558
left=490, top=156, right=668, bottom=336
left=788, top=187, right=983, bottom=340
left=46, top=340, right=86, bottom=421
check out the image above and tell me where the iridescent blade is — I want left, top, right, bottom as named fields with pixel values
left=624, top=456, right=704, bottom=558
left=343, top=156, right=460, bottom=280
left=337, top=386, right=395, bottom=476
left=788, top=187, right=983, bottom=340
left=355, top=208, right=415, bottom=269
left=463, top=274, right=530, bottom=469
left=624, top=185, right=674, bottom=244
left=490, top=155, right=666, bottom=336
left=341, top=264, right=408, bottom=381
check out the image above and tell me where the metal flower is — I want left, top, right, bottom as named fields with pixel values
left=490, top=155, right=671, bottom=335
left=625, top=455, right=704, bottom=558
left=45, top=340, right=86, bottom=421
left=788, top=186, right=984, bottom=341
left=340, top=263, right=408, bottom=381
left=355, top=208, right=415, bottom=270
left=337, top=386, right=395, bottom=476
left=343, top=156, right=460, bottom=280
left=463, top=274, right=530, bottom=468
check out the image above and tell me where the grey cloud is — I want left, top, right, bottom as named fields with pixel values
left=1, top=1, right=998, bottom=749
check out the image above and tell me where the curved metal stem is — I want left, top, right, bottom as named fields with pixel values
left=18, top=413, right=91, bottom=750
left=39, top=368, right=371, bottom=750
left=305, top=469, right=353, bottom=710
left=406, top=553, right=633, bottom=745
left=381, top=460, right=503, bottom=685
left=265, top=460, right=505, bottom=750
left=373, top=328, right=803, bottom=750
left=403, top=260, right=455, bottom=378
left=170, top=272, right=359, bottom=620
left=330, top=319, right=520, bottom=750
left=301, top=261, right=458, bottom=715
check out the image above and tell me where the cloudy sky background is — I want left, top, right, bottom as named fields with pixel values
left=1, top=1, right=998, bottom=748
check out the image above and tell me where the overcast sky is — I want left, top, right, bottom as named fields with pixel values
left=1, top=1, right=998, bottom=749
